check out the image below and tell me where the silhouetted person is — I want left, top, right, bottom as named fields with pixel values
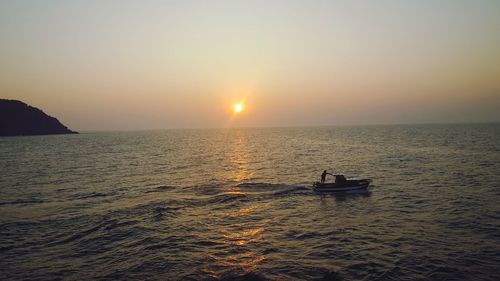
left=321, top=170, right=328, bottom=184
left=320, top=170, right=335, bottom=184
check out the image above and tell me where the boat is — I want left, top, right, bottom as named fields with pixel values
left=313, top=174, right=371, bottom=192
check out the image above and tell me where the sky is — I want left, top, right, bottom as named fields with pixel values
left=1, top=0, right=499, bottom=130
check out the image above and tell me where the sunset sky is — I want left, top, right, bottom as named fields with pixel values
left=1, top=0, right=499, bottom=130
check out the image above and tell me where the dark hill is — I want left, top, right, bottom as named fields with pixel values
left=0, top=99, right=78, bottom=136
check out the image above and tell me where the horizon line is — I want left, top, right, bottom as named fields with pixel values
left=74, top=120, right=500, bottom=133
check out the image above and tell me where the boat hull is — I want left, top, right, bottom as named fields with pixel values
left=313, top=180, right=370, bottom=192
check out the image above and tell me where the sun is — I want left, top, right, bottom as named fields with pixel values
left=233, top=103, right=244, bottom=113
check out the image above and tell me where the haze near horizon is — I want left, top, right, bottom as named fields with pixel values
left=1, top=0, right=499, bottom=130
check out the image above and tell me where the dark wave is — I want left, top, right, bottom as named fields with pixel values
left=144, top=185, right=177, bottom=193
left=209, top=192, right=250, bottom=204
left=0, top=199, right=44, bottom=206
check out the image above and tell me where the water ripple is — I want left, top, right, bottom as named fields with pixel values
left=1, top=125, right=499, bottom=280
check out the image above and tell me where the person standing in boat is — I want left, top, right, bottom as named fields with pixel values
left=321, top=170, right=332, bottom=184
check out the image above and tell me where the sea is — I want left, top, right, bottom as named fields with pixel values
left=1, top=124, right=499, bottom=281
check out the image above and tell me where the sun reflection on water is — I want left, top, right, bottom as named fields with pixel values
left=223, top=204, right=260, bottom=218
left=226, top=130, right=254, bottom=183
left=204, top=222, right=267, bottom=275
left=222, top=226, right=265, bottom=246
left=200, top=131, right=271, bottom=277
left=205, top=198, right=270, bottom=275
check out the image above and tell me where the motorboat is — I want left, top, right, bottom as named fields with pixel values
left=313, top=174, right=371, bottom=192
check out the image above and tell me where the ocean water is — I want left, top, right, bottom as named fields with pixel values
left=1, top=124, right=499, bottom=281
